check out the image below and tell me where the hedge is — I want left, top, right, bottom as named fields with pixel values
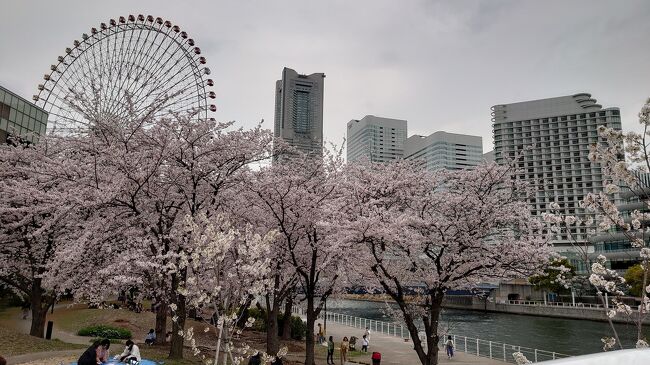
left=77, top=325, right=132, bottom=339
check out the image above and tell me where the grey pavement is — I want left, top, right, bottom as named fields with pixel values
left=311, top=318, right=507, bottom=365
left=5, top=309, right=89, bottom=345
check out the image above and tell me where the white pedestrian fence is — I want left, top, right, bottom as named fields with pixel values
left=293, top=306, right=570, bottom=363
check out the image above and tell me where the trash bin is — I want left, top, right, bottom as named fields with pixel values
left=371, top=351, right=381, bottom=365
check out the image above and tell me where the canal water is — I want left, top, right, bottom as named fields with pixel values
left=326, top=298, right=649, bottom=356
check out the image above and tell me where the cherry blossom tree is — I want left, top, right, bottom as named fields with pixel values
left=224, top=182, right=299, bottom=356
left=337, top=160, right=551, bottom=365
left=38, top=98, right=274, bottom=359
left=247, top=149, right=348, bottom=365
left=170, top=212, right=277, bottom=365
left=0, top=135, right=101, bottom=337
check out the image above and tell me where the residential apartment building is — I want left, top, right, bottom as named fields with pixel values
left=404, top=131, right=483, bottom=170
left=492, top=93, right=622, bottom=247
left=0, top=85, right=48, bottom=144
left=274, top=67, right=325, bottom=156
left=346, top=115, right=407, bottom=163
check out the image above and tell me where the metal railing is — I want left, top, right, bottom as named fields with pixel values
left=293, top=306, right=570, bottom=364
left=505, top=299, right=638, bottom=311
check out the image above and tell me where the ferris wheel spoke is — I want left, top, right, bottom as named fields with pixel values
left=103, top=25, right=122, bottom=108
left=133, top=65, right=201, bottom=114
left=108, top=24, right=167, bottom=117
left=134, top=30, right=190, bottom=94
left=137, top=46, right=201, bottom=105
left=122, top=27, right=182, bottom=106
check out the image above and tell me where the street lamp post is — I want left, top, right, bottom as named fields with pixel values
left=324, top=297, right=327, bottom=336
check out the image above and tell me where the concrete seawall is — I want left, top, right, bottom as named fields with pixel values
left=443, top=297, right=650, bottom=324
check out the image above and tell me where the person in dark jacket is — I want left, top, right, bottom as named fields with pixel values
left=248, top=351, right=261, bottom=365
left=78, top=339, right=110, bottom=365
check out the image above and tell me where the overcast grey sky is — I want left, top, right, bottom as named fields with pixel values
left=1, top=0, right=649, bottom=152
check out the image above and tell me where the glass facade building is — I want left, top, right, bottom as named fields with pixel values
left=404, top=131, right=483, bottom=171
left=347, top=116, right=407, bottom=163
left=0, top=85, right=48, bottom=144
left=274, top=67, right=325, bottom=156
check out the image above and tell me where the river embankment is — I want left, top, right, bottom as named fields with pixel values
left=341, top=294, right=650, bottom=324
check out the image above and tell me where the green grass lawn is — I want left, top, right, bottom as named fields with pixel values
left=0, top=304, right=306, bottom=364
left=0, top=325, right=85, bottom=357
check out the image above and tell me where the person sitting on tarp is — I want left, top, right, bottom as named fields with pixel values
left=78, top=339, right=110, bottom=365
left=116, top=340, right=141, bottom=364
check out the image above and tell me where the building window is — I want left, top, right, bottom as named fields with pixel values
left=0, top=102, right=10, bottom=120
left=292, top=90, right=310, bottom=133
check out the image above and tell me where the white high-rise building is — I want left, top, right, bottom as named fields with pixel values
left=346, top=115, right=407, bottom=163
left=404, top=131, right=483, bottom=170
left=492, top=93, right=622, bottom=246
left=274, top=67, right=325, bottom=156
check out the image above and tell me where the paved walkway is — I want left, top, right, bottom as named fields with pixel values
left=4, top=308, right=89, bottom=345
left=310, top=318, right=506, bottom=365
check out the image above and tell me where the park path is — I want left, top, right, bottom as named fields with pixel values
left=4, top=308, right=90, bottom=345
left=307, top=317, right=507, bottom=365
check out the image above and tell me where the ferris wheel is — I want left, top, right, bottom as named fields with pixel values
left=33, top=14, right=216, bottom=134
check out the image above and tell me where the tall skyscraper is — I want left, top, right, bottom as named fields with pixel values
left=346, top=115, right=407, bottom=163
left=492, top=93, right=622, bottom=247
left=274, top=67, right=325, bottom=156
left=0, top=85, right=48, bottom=145
left=404, top=131, right=483, bottom=170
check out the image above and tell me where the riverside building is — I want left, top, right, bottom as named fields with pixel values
left=346, top=115, right=407, bottom=163
left=492, top=93, right=622, bottom=248
left=404, top=131, right=483, bottom=171
left=274, top=67, right=325, bottom=156
left=0, top=85, right=48, bottom=144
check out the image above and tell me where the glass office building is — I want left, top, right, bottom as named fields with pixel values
left=274, top=67, right=325, bottom=156
left=347, top=115, right=408, bottom=163
left=404, top=131, right=483, bottom=171
left=0, top=85, right=48, bottom=144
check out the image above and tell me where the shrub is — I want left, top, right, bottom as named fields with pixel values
left=240, top=307, right=306, bottom=339
left=77, top=325, right=132, bottom=339
left=288, top=315, right=307, bottom=340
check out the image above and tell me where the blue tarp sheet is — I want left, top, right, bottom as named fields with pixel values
left=70, top=360, right=158, bottom=365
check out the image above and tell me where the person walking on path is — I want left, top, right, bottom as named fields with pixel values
left=340, top=336, right=349, bottom=365
left=445, top=335, right=455, bottom=359
left=317, top=323, right=325, bottom=344
left=361, top=334, right=369, bottom=352
left=327, top=336, right=335, bottom=364
left=364, top=327, right=370, bottom=342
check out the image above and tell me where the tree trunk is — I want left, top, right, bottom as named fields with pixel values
left=397, top=292, right=444, bottom=365
left=424, top=293, right=444, bottom=365
left=280, top=295, right=293, bottom=340
left=169, top=297, right=186, bottom=359
left=29, top=279, right=47, bottom=338
left=304, top=296, right=316, bottom=365
left=266, top=295, right=280, bottom=355
left=155, top=300, right=168, bottom=344
left=169, top=271, right=187, bottom=359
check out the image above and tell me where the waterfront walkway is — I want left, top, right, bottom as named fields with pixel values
left=306, top=317, right=507, bottom=365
